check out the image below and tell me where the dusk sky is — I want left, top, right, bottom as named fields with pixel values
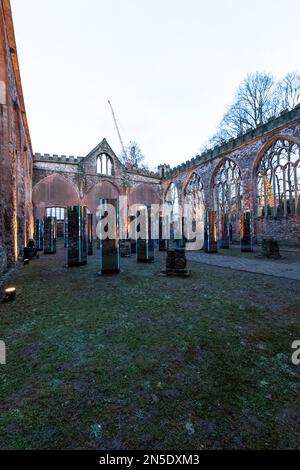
left=11, top=0, right=300, bottom=169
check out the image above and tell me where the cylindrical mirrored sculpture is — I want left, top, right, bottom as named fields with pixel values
left=159, top=214, right=168, bottom=251
left=99, top=198, right=120, bottom=274
left=220, top=213, right=230, bottom=249
left=65, top=205, right=88, bottom=267
left=136, top=206, right=154, bottom=262
left=43, top=216, right=56, bottom=254
left=241, top=211, right=253, bottom=252
left=204, top=210, right=218, bottom=253
left=34, top=219, right=44, bottom=251
left=88, top=213, right=93, bottom=256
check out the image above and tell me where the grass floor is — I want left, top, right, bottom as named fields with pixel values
left=0, top=242, right=300, bottom=449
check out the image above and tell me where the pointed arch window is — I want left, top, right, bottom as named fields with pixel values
left=96, top=154, right=113, bottom=176
left=184, top=172, right=204, bottom=207
left=257, top=139, right=300, bottom=217
left=213, top=159, right=243, bottom=220
left=165, top=182, right=180, bottom=241
left=184, top=172, right=205, bottom=245
left=165, top=182, right=179, bottom=223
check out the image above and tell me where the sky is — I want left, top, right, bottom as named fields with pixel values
left=11, top=0, right=300, bottom=170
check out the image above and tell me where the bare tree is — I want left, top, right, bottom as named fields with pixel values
left=206, top=101, right=249, bottom=147
left=198, top=70, right=300, bottom=157
left=236, top=72, right=277, bottom=128
left=220, top=72, right=277, bottom=136
left=208, top=127, right=231, bottom=147
left=119, top=141, right=146, bottom=169
left=208, top=72, right=279, bottom=146
left=276, top=72, right=300, bottom=111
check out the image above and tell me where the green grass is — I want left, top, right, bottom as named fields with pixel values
left=0, top=243, right=299, bottom=449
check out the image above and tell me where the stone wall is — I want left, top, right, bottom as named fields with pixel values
left=256, top=216, right=300, bottom=246
left=3, top=0, right=300, bottom=267
left=0, top=0, right=33, bottom=275
left=32, top=139, right=162, bottom=227
left=32, top=112, right=300, bottom=246
left=163, top=108, right=300, bottom=246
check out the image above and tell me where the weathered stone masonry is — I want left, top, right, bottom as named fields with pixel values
left=33, top=109, right=300, bottom=247
left=1, top=0, right=300, bottom=282
left=0, top=0, right=33, bottom=275
left=32, top=138, right=162, bottom=232
left=162, top=106, right=300, bottom=246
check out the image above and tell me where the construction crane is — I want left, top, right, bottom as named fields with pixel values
left=108, top=100, right=128, bottom=163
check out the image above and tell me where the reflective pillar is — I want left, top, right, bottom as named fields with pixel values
left=43, top=216, right=56, bottom=254
left=204, top=210, right=218, bottom=253
left=241, top=211, right=253, bottom=252
left=65, top=206, right=88, bottom=267
left=99, top=198, right=120, bottom=274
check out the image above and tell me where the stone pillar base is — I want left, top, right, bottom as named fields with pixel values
left=160, top=249, right=190, bottom=277
left=260, top=238, right=281, bottom=259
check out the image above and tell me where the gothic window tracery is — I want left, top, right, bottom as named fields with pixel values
left=257, top=139, right=300, bottom=217
left=184, top=172, right=204, bottom=207
left=213, top=159, right=243, bottom=221
left=96, top=154, right=113, bottom=176
left=165, top=182, right=179, bottom=223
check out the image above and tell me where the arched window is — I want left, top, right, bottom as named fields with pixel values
left=165, top=182, right=181, bottom=243
left=96, top=154, right=113, bottom=176
left=184, top=172, right=204, bottom=207
left=184, top=172, right=205, bottom=247
left=213, top=159, right=243, bottom=221
left=96, top=156, right=101, bottom=174
left=257, top=139, right=300, bottom=217
left=165, top=182, right=179, bottom=223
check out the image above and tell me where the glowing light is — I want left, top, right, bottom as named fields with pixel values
left=3, top=287, right=16, bottom=302
left=29, top=214, right=34, bottom=238
left=5, top=287, right=16, bottom=293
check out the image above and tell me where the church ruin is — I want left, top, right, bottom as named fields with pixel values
left=1, top=0, right=300, bottom=277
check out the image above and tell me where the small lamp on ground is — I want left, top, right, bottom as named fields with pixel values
left=3, top=287, right=16, bottom=302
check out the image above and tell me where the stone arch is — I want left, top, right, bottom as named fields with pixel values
left=164, top=181, right=180, bottom=225
left=210, top=157, right=243, bottom=195
left=211, top=157, right=243, bottom=243
left=183, top=171, right=204, bottom=195
left=32, top=174, right=80, bottom=218
left=96, top=153, right=113, bottom=176
left=83, top=180, right=120, bottom=214
left=163, top=179, right=181, bottom=200
left=163, top=180, right=173, bottom=196
left=128, top=183, right=161, bottom=206
left=253, top=134, right=300, bottom=175
left=182, top=171, right=195, bottom=193
left=254, top=135, right=300, bottom=218
left=183, top=171, right=205, bottom=249
left=183, top=171, right=205, bottom=210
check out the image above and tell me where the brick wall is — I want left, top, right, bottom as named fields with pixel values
left=32, top=141, right=162, bottom=217
left=32, top=117, right=300, bottom=247
left=163, top=116, right=300, bottom=247
left=3, top=0, right=300, bottom=267
left=0, top=0, right=33, bottom=275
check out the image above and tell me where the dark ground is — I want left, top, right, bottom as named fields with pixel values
left=0, top=241, right=299, bottom=449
